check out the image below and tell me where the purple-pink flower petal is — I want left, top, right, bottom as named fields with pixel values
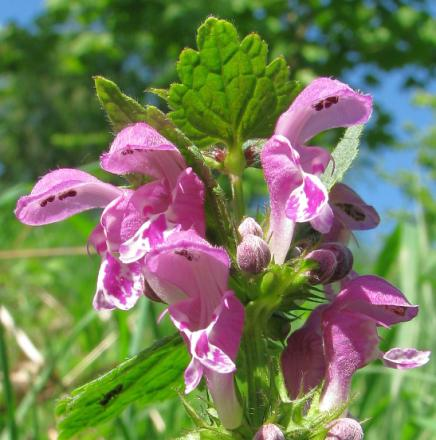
left=205, top=371, right=243, bottom=430
left=296, top=145, right=332, bottom=175
left=166, top=168, right=206, bottom=237
left=383, top=348, right=431, bottom=370
left=260, top=135, right=302, bottom=263
left=285, top=173, right=330, bottom=224
left=15, top=169, right=121, bottom=225
left=334, top=275, right=419, bottom=326
left=281, top=306, right=327, bottom=399
left=275, top=77, right=372, bottom=145
left=88, top=224, right=107, bottom=256
left=100, top=122, right=186, bottom=187
left=145, top=230, right=230, bottom=307
left=184, top=358, right=204, bottom=394
left=330, top=183, right=380, bottom=231
left=320, top=310, right=381, bottom=411
left=93, top=253, right=144, bottom=311
left=119, top=169, right=205, bottom=263
left=310, top=202, right=334, bottom=234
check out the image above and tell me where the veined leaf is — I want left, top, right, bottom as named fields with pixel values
left=321, top=125, right=364, bottom=190
left=167, top=17, right=298, bottom=149
left=56, top=334, right=188, bottom=439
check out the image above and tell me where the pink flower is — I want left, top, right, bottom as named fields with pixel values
left=144, top=230, right=245, bottom=430
left=261, top=78, right=372, bottom=264
left=15, top=124, right=205, bottom=311
left=323, top=183, right=380, bottom=243
left=281, top=275, right=430, bottom=410
left=261, top=135, right=332, bottom=264
left=93, top=169, right=205, bottom=310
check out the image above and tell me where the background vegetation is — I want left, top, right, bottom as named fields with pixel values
left=0, top=1, right=435, bottom=439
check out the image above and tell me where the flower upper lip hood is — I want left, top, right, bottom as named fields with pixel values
left=100, top=122, right=186, bottom=188
left=15, top=168, right=123, bottom=226
left=275, top=77, right=372, bottom=153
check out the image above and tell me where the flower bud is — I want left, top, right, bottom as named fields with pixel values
left=321, top=242, right=354, bottom=282
left=326, top=418, right=363, bottom=440
left=237, top=234, right=271, bottom=274
left=253, top=424, right=285, bottom=440
left=305, top=248, right=337, bottom=285
left=238, top=217, right=263, bottom=238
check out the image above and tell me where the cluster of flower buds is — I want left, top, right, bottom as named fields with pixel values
left=15, top=76, right=430, bottom=438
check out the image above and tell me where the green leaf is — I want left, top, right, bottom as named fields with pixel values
left=94, top=76, right=149, bottom=131
left=56, top=334, right=188, bottom=439
left=147, top=87, right=170, bottom=101
left=321, top=125, right=364, bottom=190
left=167, top=17, right=298, bottom=149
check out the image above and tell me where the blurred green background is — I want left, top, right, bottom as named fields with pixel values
left=0, top=1, right=435, bottom=439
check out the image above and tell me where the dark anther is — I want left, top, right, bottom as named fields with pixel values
left=40, top=195, right=55, bottom=207
left=175, top=249, right=194, bottom=261
left=99, top=384, right=123, bottom=406
left=121, top=149, right=134, bottom=156
left=58, top=190, right=78, bottom=201
left=326, top=96, right=339, bottom=104
left=336, top=203, right=366, bottom=221
left=324, top=96, right=339, bottom=108
left=313, top=101, right=324, bottom=111
left=384, top=305, right=407, bottom=317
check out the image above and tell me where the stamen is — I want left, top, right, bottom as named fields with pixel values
left=39, top=195, right=55, bottom=207
left=175, top=249, right=194, bottom=261
left=383, top=305, right=407, bottom=316
left=58, top=190, right=78, bottom=201
left=335, top=203, right=365, bottom=221
left=326, top=96, right=339, bottom=104
left=313, top=101, right=324, bottom=111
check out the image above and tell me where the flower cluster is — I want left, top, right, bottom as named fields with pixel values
left=15, top=77, right=430, bottom=437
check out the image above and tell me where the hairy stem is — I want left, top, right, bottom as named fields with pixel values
left=230, top=173, right=245, bottom=224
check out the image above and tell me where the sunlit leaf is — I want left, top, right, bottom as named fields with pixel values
left=56, top=334, right=188, bottom=439
left=321, top=125, right=364, bottom=190
left=167, top=17, right=298, bottom=149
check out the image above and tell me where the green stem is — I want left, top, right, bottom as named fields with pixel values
left=241, top=302, right=271, bottom=428
left=0, top=320, right=18, bottom=440
left=230, top=173, right=245, bottom=224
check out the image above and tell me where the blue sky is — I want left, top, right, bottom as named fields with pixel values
left=1, top=1, right=434, bottom=240
left=0, top=0, right=43, bottom=25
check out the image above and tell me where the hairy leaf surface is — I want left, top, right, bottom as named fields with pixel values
left=167, top=17, right=298, bottom=148
left=56, top=334, right=188, bottom=439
